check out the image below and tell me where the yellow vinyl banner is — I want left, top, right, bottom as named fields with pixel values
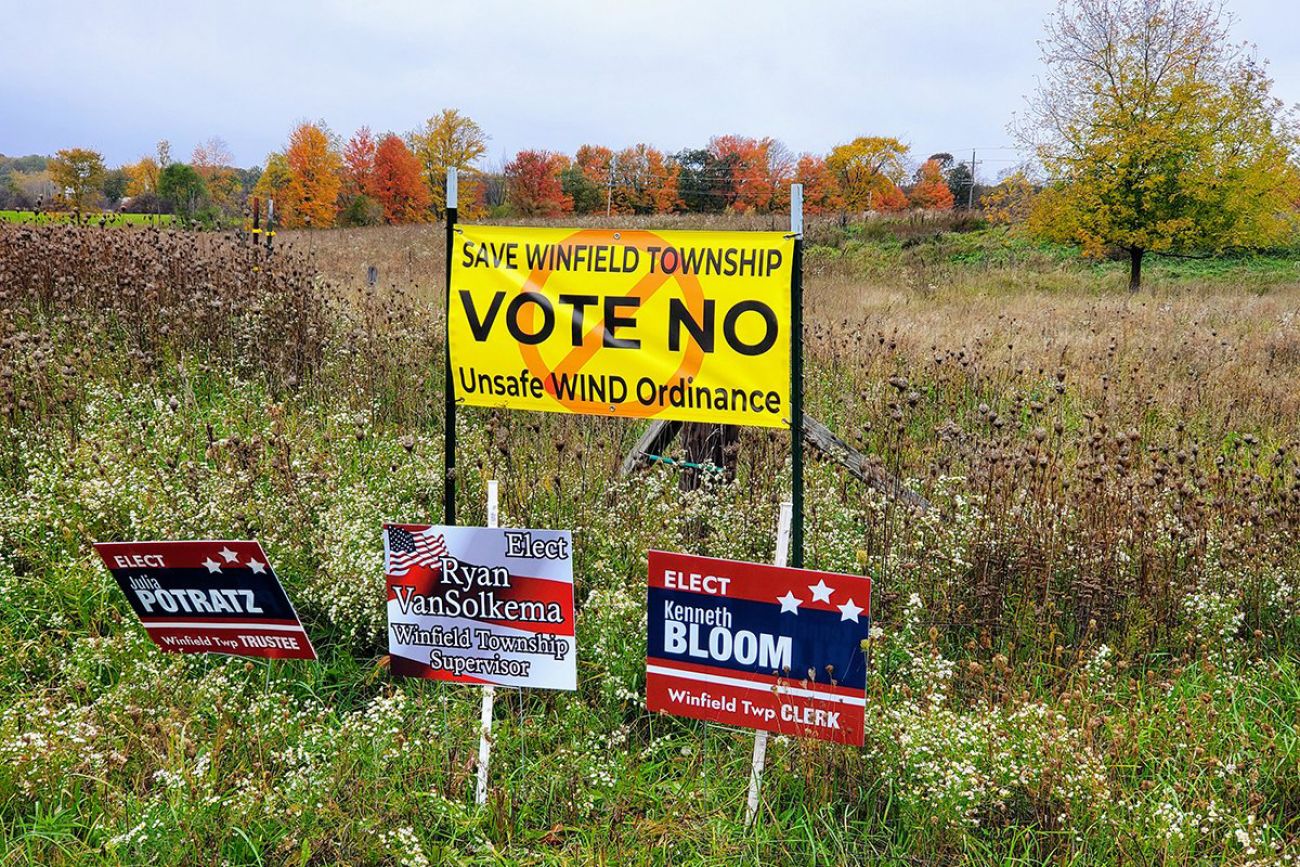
left=448, top=226, right=794, bottom=428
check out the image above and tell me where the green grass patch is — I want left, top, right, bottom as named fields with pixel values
left=0, top=209, right=175, bottom=227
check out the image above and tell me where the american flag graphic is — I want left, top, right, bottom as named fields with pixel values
left=385, top=526, right=448, bottom=576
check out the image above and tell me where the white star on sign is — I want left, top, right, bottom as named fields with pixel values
left=809, top=579, right=834, bottom=603
left=838, top=598, right=864, bottom=622
left=777, top=590, right=802, bottom=614
left=219, top=546, right=239, bottom=563
left=203, top=558, right=223, bottom=573
left=247, top=558, right=266, bottom=574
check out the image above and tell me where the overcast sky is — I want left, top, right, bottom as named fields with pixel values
left=2, top=0, right=1297, bottom=179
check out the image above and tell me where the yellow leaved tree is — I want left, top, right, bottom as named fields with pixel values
left=982, top=171, right=1038, bottom=226
left=825, top=137, right=910, bottom=213
left=1017, top=0, right=1300, bottom=290
left=48, top=148, right=106, bottom=211
left=125, top=157, right=161, bottom=197
left=407, top=109, right=489, bottom=219
left=252, top=153, right=294, bottom=220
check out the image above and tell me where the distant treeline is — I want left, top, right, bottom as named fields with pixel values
left=3, top=111, right=1018, bottom=230
left=0, top=146, right=259, bottom=227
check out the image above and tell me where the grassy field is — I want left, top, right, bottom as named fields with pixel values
left=0, top=209, right=174, bottom=227
left=1, top=221, right=1297, bottom=865
left=280, top=217, right=1300, bottom=299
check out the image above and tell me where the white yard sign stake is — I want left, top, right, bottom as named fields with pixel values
left=745, top=500, right=793, bottom=826
left=474, top=480, right=499, bottom=806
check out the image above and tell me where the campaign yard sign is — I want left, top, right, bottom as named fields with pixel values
left=93, top=540, right=316, bottom=660
left=383, top=524, right=576, bottom=690
left=646, top=551, right=871, bottom=745
left=449, top=226, right=795, bottom=428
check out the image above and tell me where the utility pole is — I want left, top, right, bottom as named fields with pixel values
left=967, top=148, right=977, bottom=210
left=606, top=154, right=616, bottom=217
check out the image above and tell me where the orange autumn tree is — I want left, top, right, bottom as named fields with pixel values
left=372, top=134, right=431, bottom=223
left=343, top=126, right=378, bottom=198
left=794, top=154, right=843, bottom=214
left=256, top=122, right=343, bottom=228
left=708, top=135, right=794, bottom=213
left=611, top=144, right=678, bottom=214
left=876, top=184, right=910, bottom=212
left=575, top=145, right=613, bottom=186
left=505, top=150, right=573, bottom=216
left=287, top=122, right=343, bottom=227
left=910, top=158, right=955, bottom=210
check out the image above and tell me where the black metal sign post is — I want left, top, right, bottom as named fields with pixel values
left=265, top=199, right=275, bottom=255
left=443, top=167, right=459, bottom=526
left=789, top=184, right=805, bottom=568
left=249, top=196, right=261, bottom=276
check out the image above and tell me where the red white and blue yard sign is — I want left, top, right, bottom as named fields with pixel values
left=93, top=540, right=316, bottom=660
left=646, top=550, right=871, bottom=745
left=383, top=525, right=576, bottom=690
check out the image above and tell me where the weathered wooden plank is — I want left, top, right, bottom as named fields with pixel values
left=620, top=414, right=931, bottom=512
left=800, top=414, right=931, bottom=512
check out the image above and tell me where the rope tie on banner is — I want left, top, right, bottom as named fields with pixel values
left=644, top=454, right=725, bottom=473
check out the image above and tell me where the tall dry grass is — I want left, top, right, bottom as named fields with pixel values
left=2, top=222, right=1298, bottom=862
left=278, top=211, right=976, bottom=298
left=6, top=220, right=1294, bottom=655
